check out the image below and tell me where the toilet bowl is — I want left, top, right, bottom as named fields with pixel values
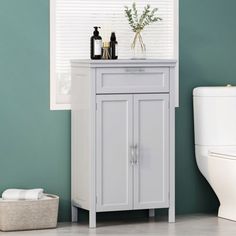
left=208, top=149, right=236, bottom=220
left=193, top=86, right=236, bottom=221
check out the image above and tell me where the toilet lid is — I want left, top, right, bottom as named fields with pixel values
left=209, top=149, right=236, bottom=160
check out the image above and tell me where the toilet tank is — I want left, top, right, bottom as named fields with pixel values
left=193, top=86, right=236, bottom=146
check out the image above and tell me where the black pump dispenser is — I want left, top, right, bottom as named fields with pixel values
left=93, top=27, right=99, bottom=36
left=110, top=32, right=118, bottom=59
left=90, top=27, right=102, bottom=59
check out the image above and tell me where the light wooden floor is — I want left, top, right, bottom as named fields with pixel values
left=2, top=214, right=236, bottom=236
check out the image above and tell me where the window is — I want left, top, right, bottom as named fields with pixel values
left=50, top=0, right=179, bottom=110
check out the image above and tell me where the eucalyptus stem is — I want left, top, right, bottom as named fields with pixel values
left=131, top=31, right=146, bottom=52
left=131, top=31, right=140, bottom=49
left=138, top=33, right=146, bottom=51
left=124, top=2, right=162, bottom=32
left=125, top=2, right=161, bottom=57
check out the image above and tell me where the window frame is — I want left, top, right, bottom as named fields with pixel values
left=50, top=0, right=71, bottom=110
left=50, top=0, right=179, bottom=110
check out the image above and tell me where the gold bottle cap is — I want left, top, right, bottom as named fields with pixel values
left=103, top=42, right=110, bottom=48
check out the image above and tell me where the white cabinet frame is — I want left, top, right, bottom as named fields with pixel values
left=71, top=60, right=176, bottom=228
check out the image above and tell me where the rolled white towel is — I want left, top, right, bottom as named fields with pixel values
left=2, top=189, right=44, bottom=200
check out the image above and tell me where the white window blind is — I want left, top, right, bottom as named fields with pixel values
left=51, top=0, right=178, bottom=109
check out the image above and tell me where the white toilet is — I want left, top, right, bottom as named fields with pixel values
left=193, top=86, right=236, bottom=221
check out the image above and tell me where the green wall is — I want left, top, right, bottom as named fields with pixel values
left=176, top=0, right=236, bottom=214
left=1, top=0, right=236, bottom=222
left=0, top=0, right=71, bottom=221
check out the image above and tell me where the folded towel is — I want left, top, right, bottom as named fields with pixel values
left=2, top=189, right=44, bottom=200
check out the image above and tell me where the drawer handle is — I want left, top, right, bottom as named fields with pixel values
left=125, top=68, right=145, bottom=73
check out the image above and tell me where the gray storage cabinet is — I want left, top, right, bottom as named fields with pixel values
left=71, top=60, right=176, bottom=228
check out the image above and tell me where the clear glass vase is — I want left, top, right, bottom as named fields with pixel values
left=131, top=31, right=146, bottom=59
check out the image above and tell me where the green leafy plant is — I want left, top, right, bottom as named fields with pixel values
left=124, top=2, right=162, bottom=53
left=125, top=2, right=162, bottom=32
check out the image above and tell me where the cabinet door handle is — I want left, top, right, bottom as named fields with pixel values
left=134, top=144, right=139, bottom=164
left=130, top=146, right=134, bottom=165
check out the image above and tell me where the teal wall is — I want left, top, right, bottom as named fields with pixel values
left=1, top=0, right=236, bottom=222
left=176, top=0, right=236, bottom=214
left=0, top=0, right=71, bottom=221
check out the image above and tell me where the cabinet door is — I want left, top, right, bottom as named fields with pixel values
left=96, top=95, right=133, bottom=212
left=133, top=94, right=169, bottom=209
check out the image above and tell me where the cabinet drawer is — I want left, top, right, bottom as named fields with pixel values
left=96, top=67, right=169, bottom=94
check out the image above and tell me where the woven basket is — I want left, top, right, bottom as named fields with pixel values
left=0, top=194, right=59, bottom=232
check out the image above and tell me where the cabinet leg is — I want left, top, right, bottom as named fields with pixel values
left=89, top=210, right=96, bottom=228
left=71, top=205, right=78, bottom=222
left=168, top=206, right=175, bottom=223
left=149, top=209, right=155, bottom=218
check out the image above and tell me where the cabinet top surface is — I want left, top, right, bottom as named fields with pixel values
left=71, top=59, right=177, bottom=68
